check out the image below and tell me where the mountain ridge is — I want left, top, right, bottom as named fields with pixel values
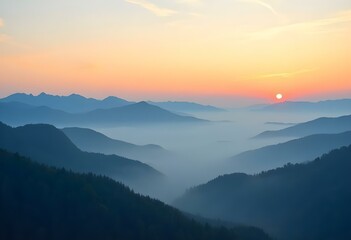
left=148, top=101, right=224, bottom=113
left=255, top=114, right=351, bottom=138
left=253, top=99, right=351, bottom=113
left=0, top=92, right=225, bottom=114
left=228, top=131, right=351, bottom=174
left=62, top=127, right=172, bottom=164
left=0, top=92, right=132, bottom=113
left=176, top=145, right=351, bottom=240
left=0, top=121, right=163, bottom=195
left=0, top=148, right=271, bottom=240
left=0, top=101, right=206, bottom=127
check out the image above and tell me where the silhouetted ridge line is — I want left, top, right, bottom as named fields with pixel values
left=0, top=149, right=271, bottom=240
left=228, top=131, right=351, bottom=174
left=0, top=101, right=206, bottom=126
left=255, top=114, right=351, bottom=138
left=176, top=145, right=351, bottom=240
left=0, top=121, right=163, bottom=195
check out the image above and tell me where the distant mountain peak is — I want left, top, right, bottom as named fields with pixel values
left=38, top=92, right=49, bottom=96
left=69, top=93, right=95, bottom=101
left=123, top=101, right=157, bottom=109
left=68, top=93, right=85, bottom=98
left=0, top=92, right=132, bottom=113
left=8, top=92, right=31, bottom=97
left=103, top=96, right=125, bottom=101
left=136, top=101, right=150, bottom=105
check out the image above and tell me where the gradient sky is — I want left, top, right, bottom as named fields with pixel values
left=0, top=0, right=351, bottom=106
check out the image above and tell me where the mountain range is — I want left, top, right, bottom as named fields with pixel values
left=0, top=92, right=223, bottom=114
left=0, top=122, right=163, bottom=195
left=255, top=114, right=351, bottom=138
left=176, top=145, right=351, bottom=240
left=80, top=101, right=205, bottom=125
left=254, top=99, right=351, bottom=113
left=0, top=101, right=205, bottom=127
left=228, top=131, right=351, bottom=174
left=62, top=127, right=172, bottom=164
left=0, top=92, right=132, bottom=113
left=0, top=149, right=271, bottom=240
left=148, top=101, right=224, bottom=113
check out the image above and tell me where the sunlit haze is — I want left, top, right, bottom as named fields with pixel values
left=2, top=2, right=351, bottom=239
left=1, top=0, right=350, bottom=106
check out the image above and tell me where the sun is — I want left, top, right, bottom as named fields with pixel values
left=276, top=93, right=283, bottom=100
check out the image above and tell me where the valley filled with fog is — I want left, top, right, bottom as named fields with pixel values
left=95, top=109, right=348, bottom=202
left=2, top=93, right=351, bottom=203
left=2, top=0, right=351, bottom=238
left=2, top=93, right=351, bottom=240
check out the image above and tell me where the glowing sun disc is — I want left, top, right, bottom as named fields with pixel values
left=276, top=93, right=283, bottom=100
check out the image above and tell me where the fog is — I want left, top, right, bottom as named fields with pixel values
left=2, top=95, right=350, bottom=203
left=93, top=109, right=347, bottom=203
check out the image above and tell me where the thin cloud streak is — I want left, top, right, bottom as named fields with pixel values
left=125, top=0, right=177, bottom=17
left=0, top=34, right=10, bottom=43
left=238, top=0, right=280, bottom=17
left=177, top=0, right=202, bottom=5
left=0, top=18, right=9, bottom=43
left=249, top=10, right=351, bottom=39
left=255, top=68, right=318, bottom=79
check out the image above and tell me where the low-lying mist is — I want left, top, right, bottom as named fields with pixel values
left=91, top=109, right=347, bottom=203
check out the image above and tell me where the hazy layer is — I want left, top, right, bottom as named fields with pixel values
left=94, top=109, right=347, bottom=202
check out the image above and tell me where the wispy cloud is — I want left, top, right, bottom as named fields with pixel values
left=238, top=0, right=280, bottom=17
left=249, top=10, right=351, bottom=39
left=0, top=18, right=9, bottom=43
left=177, top=0, right=202, bottom=4
left=0, top=34, right=10, bottom=43
left=178, top=0, right=280, bottom=16
left=125, top=0, right=177, bottom=17
left=255, top=68, right=318, bottom=79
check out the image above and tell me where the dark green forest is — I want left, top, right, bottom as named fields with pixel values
left=0, top=149, right=271, bottom=240
left=176, top=145, right=351, bottom=240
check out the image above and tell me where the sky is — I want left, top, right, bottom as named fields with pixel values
left=0, top=0, right=351, bottom=106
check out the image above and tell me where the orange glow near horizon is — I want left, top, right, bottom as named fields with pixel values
left=0, top=1, right=350, bottom=106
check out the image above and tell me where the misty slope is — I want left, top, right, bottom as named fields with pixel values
left=0, top=122, right=162, bottom=194
left=0, top=101, right=205, bottom=126
left=228, top=131, right=351, bottom=174
left=0, top=92, right=132, bottom=113
left=255, top=114, right=351, bottom=138
left=0, top=102, right=73, bottom=126
left=81, top=101, right=205, bottom=124
left=62, top=127, right=172, bottom=163
left=176, top=145, right=351, bottom=240
left=0, top=149, right=271, bottom=240
left=0, top=92, right=225, bottom=114
left=148, top=101, right=224, bottom=113
left=256, top=99, right=351, bottom=113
